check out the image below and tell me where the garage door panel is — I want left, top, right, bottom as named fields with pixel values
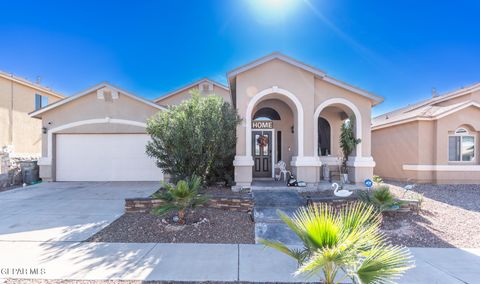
left=56, top=134, right=163, bottom=181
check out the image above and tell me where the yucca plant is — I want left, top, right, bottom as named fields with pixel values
left=151, top=175, right=207, bottom=224
left=359, top=185, right=404, bottom=212
left=260, top=202, right=413, bottom=284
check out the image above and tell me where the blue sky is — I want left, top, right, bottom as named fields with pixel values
left=1, top=0, right=479, bottom=116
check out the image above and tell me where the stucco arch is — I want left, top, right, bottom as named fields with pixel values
left=40, top=118, right=147, bottom=165
left=245, top=86, right=304, bottom=158
left=313, top=98, right=363, bottom=157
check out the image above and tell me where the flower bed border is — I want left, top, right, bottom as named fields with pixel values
left=125, top=194, right=254, bottom=213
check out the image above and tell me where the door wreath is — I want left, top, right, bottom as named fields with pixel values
left=257, top=135, right=269, bottom=147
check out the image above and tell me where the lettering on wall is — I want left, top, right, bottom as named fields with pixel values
left=252, top=121, right=273, bottom=129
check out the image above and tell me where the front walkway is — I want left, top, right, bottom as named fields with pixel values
left=253, top=190, right=306, bottom=245
left=0, top=241, right=478, bottom=283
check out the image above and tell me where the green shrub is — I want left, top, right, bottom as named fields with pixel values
left=151, top=175, right=207, bottom=224
left=359, top=185, right=404, bottom=212
left=146, top=90, right=241, bottom=184
left=260, top=202, right=413, bottom=284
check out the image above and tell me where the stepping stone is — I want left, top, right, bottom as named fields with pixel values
left=253, top=190, right=306, bottom=207
left=254, top=207, right=298, bottom=223
left=255, top=222, right=302, bottom=245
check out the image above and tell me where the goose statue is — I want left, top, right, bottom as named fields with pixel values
left=332, top=182, right=353, bottom=198
left=403, top=184, right=416, bottom=197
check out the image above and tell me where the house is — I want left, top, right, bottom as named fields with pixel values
left=30, top=53, right=382, bottom=186
left=0, top=71, right=64, bottom=157
left=372, top=83, right=480, bottom=184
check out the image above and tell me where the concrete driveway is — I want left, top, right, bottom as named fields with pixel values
left=0, top=181, right=158, bottom=242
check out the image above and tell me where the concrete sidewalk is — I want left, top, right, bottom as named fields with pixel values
left=0, top=241, right=479, bottom=283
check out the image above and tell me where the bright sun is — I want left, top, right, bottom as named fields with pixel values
left=246, top=0, right=300, bottom=23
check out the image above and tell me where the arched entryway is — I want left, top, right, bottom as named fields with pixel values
left=245, top=87, right=303, bottom=179
left=314, top=98, right=363, bottom=158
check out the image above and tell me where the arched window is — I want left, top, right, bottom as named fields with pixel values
left=253, top=107, right=281, bottom=121
left=449, top=127, right=475, bottom=162
left=318, top=117, right=331, bottom=156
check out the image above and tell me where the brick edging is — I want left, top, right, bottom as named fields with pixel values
left=125, top=195, right=254, bottom=213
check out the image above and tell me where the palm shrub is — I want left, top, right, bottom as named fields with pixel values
left=151, top=175, right=207, bottom=224
left=359, top=185, right=404, bottom=212
left=339, top=116, right=361, bottom=174
left=260, top=202, right=413, bottom=284
left=146, top=90, right=241, bottom=184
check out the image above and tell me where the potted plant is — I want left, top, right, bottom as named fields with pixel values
left=339, top=116, right=361, bottom=184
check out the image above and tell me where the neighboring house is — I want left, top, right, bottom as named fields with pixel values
left=0, top=71, right=64, bottom=157
left=30, top=52, right=382, bottom=186
left=372, top=83, right=480, bottom=184
left=154, top=78, right=230, bottom=106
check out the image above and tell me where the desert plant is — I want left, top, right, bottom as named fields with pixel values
left=260, top=202, right=413, bottom=284
left=146, top=90, right=241, bottom=184
left=372, top=175, right=383, bottom=184
left=339, top=116, right=361, bottom=175
left=359, top=185, right=404, bottom=212
left=151, top=175, right=207, bottom=224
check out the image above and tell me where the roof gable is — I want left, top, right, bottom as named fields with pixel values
left=0, top=71, right=64, bottom=99
left=154, top=78, right=229, bottom=103
left=227, top=52, right=383, bottom=104
left=30, top=82, right=165, bottom=118
left=373, top=82, right=480, bottom=129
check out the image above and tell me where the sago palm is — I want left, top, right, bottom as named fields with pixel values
left=260, top=202, right=413, bottom=284
left=151, top=175, right=207, bottom=224
left=359, top=186, right=404, bottom=212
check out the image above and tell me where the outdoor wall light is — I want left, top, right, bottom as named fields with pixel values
left=291, top=125, right=294, bottom=133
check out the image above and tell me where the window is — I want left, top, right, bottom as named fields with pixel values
left=35, top=94, right=48, bottom=110
left=448, top=128, right=475, bottom=162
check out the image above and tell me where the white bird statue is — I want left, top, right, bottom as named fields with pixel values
left=332, top=182, right=353, bottom=198
left=403, top=184, right=416, bottom=197
left=404, top=184, right=415, bottom=191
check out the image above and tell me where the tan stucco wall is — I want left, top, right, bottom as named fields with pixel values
left=156, top=84, right=231, bottom=106
left=372, top=121, right=420, bottom=181
left=0, top=76, right=62, bottom=156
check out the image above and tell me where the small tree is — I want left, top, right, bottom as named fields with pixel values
left=146, top=90, right=241, bottom=184
left=339, top=116, right=361, bottom=174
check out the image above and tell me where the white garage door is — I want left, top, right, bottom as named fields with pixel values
left=56, top=134, right=163, bottom=181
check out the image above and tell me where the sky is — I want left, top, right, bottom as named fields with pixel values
left=0, top=0, right=479, bottom=116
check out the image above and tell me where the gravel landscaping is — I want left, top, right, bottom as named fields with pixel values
left=381, top=182, right=480, bottom=248
left=88, top=207, right=254, bottom=244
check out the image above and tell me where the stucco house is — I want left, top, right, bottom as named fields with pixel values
left=372, top=83, right=480, bottom=184
left=0, top=72, right=64, bottom=157
left=30, top=53, right=382, bottom=186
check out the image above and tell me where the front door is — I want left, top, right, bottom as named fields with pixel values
left=252, top=131, right=272, bottom=177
